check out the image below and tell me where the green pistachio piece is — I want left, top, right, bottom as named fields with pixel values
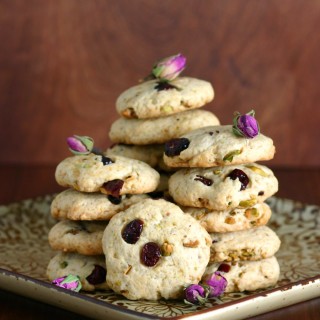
left=213, top=170, right=221, bottom=175
left=245, top=165, right=268, bottom=177
left=239, top=198, right=257, bottom=207
left=223, top=150, right=242, bottom=162
left=160, top=105, right=174, bottom=113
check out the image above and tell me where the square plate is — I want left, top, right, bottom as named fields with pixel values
left=0, top=195, right=319, bottom=320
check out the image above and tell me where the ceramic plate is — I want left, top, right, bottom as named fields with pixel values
left=0, top=195, right=319, bottom=320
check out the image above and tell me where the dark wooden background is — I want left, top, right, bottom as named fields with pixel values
left=0, top=0, right=319, bottom=167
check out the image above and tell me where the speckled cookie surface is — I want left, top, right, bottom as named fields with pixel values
left=46, top=252, right=109, bottom=291
left=109, top=109, right=220, bottom=145
left=203, top=257, right=280, bottom=292
left=55, top=154, right=160, bottom=194
left=48, top=220, right=107, bottom=255
left=51, top=189, right=150, bottom=220
left=163, top=125, right=275, bottom=167
left=116, top=77, right=214, bottom=119
left=182, top=202, right=272, bottom=233
left=209, top=226, right=281, bottom=263
left=102, top=198, right=211, bottom=300
left=168, top=163, right=278, bottom=210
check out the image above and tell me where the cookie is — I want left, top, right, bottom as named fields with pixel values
left=109, top=109, right=220, bottom=145
left=51, top=189, right=150, bottom=221
left=202, top=256, right=280, bottom=292
left=55, top=154, right=160, bottom=194
left=102, top=198, right=211, bottom=300
left=116, top=77, right=214, bottom=119
left=168, top=163, right=278, bottom=210
left=209, top=226, right=281, bottom=263
left=48, top=220, right=107, bottom=255
left=46, top=252, right=109, bottom=291
left=163, top=125, right=275, bottom=167
left=182, top=202, right=272, bottom=233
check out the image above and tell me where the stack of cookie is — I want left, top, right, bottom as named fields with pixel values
left=163, top=122, right=281, bottom=292
left=46, top=153, right=161, bottom=291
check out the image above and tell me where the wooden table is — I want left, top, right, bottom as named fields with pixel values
left=0, top=165, right=319, bottom=320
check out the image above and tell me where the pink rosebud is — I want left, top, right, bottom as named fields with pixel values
left=152, top=54, right=186, bottom=81
left=184, top=284, right=208, bottom=305
left=67, top=135, right=94, bottom=155
left=52, top=275, right=82, bottom=292
left=233, top=110, right=260, bottom=138
left=203, top=271, right=227, bottom=297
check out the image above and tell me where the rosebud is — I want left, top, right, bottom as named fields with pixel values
left=52, top=275, right=82, bottom=292
left=67, top=135, right=94, bottom=155
left=184, top=284, right=208, bottom=305
left=233, top=110, right=260, bottom=138
left=152, top=54, right=186, bottom=81
left=202, top=271, right=227, bottom=297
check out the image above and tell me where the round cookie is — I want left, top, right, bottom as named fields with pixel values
left=48, top=220, right=107, bottom=255
left=182, top=202, right=272, bottom=233
left=46, top=252, right=109, bottom=291
left=116, top=77, right=214, bottom=119
left=202, top=257, right=280, bottom=292
left=163, top=125, right=275, bottom=167
left=102, top=198, right=211, bottom=300
left=168, top=163, right=278, bottom=210
left=55, top=154, right=160, bottom=194
left=109, top=109, right=220, bottom=145
left=209, top=226, right=281, bottom=263
left=51, top=189, right=150, bottom=221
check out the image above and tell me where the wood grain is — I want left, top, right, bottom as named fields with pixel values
left=0, top=0, right=319, bottom=166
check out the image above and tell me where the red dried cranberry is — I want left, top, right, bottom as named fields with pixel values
left=141, top=242, right=161, bottom=267
left=227, top=169, right=249, bottom=191
left=154, top=82, right=176, bottom=91
left=194, top=175, right=213, bottom=186
left=122, top=219, right=144, bottom=244
left=164, top=138, right=190, bottom=157
left=101, top=155, right=113, bottom=166
left=103, top=179, right=124, bottom=197
left=217, top=263, right=231, bottom=273
left=86, top=265, right=107, bottom=285
left=107, top=195, right=122, bottom=205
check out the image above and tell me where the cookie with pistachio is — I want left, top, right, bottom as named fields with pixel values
left=109, top=109, right=220, bottom=145
left=102, top=198, right=211, bottom=300
left=48, top=220, right=107, bottom=255
left=116, top=77, right=214, bottom=119
left=55, top=154, right=160, bottom=195
left=46, top=252, right=109, bottom=291
left=168, top=163, right=278, bottom=211
left=203, top=256, right=280, bottom=292
left=209, top=226, right=281, bottom=263
left=182, top=202, right=272, bottom=233
left=163, top=125, right=275, bottom=168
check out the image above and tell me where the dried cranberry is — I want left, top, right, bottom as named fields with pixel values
left=86, top=265, right=107, bottom=285
left=154, top=82, right=176, bottom=91
left=101, top=155, right=113, bottom=166
left=227, top=169, right=249, bottom=191
left=164, top=138, right=190, bottom=157
left=122, top=219, right=144, bottom=244
left=217, top=263, right=231, bottom=273
left=194, top=175, right=213, bottom=186
left=141, top=242, right=161, bottom=267
left=258, top=191, right=264, bottom=196
left=107, top=195, right=122, bottom=205
left=103, top=179, right=124, bottom=197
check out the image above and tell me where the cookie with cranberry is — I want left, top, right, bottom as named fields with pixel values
left=163, top=125, right=275, bottom=167
left=209, top=226, right=281, bottom=263
left=55, top=154, right=160, bottom=195
left=168, top=163, right=278, bottom=211
left=116, top=77, right=214, bottom=119
left=46, top=252, right=109, bottom=291
left=109, top=109, right=220, bottom=145
left=48, top=220, right=107, bottom=255
left=182, top=202, right=272, bottom=233
left=102, top=198, right=211, bottom=300
left=51, top=189, right=150, bottom=221
left=202, top=256, right=280, bottom=292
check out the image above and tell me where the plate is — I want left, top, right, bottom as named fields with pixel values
left=0, top=195, right=319, bottom=320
